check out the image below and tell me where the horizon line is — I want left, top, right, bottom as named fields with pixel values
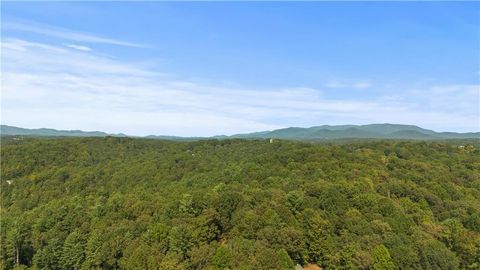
left=2, top=123, right=479, bottom=138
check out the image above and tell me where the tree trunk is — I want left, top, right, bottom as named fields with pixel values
left=16, top=246, right=19, bottom=267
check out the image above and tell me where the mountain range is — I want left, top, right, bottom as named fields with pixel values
left=2, top=124, right=479, bottom=141
left=0, top=125, right=126, bottom=138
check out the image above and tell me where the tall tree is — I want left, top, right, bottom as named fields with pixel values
left=372, top=245, right=395, bottom=270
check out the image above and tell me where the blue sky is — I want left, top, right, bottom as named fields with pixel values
left=2, top=2, right=479, bottom=136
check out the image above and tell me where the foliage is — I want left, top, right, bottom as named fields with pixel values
left=1, top=137, right=479, bottom=269
left=372, top=245, right=395, bottom=270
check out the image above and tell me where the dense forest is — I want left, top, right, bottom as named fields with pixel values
left=1, top=137, right=479, bottom=269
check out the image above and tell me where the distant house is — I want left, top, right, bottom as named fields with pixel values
left=269, top=138, right=274, bottom=143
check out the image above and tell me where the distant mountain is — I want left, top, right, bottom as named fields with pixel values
left=144, top=135, right=208, bottom=141
left=230, top=124, right=480, bottom=140
left=0, top=125, right=126, bottom=137
left=2, top=124, right=479, bottom=140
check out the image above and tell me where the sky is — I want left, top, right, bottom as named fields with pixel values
left=1, top=2, right=479, bottom=136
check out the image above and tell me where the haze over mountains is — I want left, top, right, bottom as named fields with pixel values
left=2, top=124, right=479, bottom=141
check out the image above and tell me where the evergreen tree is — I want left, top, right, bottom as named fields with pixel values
left=61, top=229, right=86, bottom=270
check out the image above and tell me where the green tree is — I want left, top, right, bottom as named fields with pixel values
left=276, top=248, right=294, bottom=269
left=419, top=240, right=459, bottom=270
left=61, top=229, right=86, bottom=270
left=287, top=191, right=304, bottom=215
left=303, top=210, right=334, bottom=264
left=5, top=220, right=28, bottom=269
left=372, top=244, right=395, bottom=270
left=168, top=226, right=191, bottom=259
left=33, top=237, right=64, bottom=270
left=212, top=245, right=232, bottom=269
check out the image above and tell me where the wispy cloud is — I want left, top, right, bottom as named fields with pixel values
left=3, top=22, right=146, bottom=48
left=66, top=44, right=92, bottom=52
left=1, top=38, right=478, bottom=136
left=411, top=84, right=480, bottom=116
left=325, top=81, right=372, bottom=89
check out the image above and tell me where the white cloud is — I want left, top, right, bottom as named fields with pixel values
left=1, top=38, right=479, bottom=136
left=66, top=44, right=92, bottom=51
left=411, top=85, right=480, bottom=115
left=325, top=81, right=372, bottom=89
left=3, top=22, right=146, bottom=48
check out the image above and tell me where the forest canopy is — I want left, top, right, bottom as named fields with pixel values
left=1, top=137, right=479, bottom=269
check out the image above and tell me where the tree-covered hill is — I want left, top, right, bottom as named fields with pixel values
left=230, top=124, right=480, bottom=140
left=0, top=125, right=126, bottom=138
left=3, top=124, right=479, bottom=141
left=1, top=137, right=479, bottom=269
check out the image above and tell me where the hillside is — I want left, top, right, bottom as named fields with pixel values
left=0, top=125, right=125, bottom=137
left=1, top=137, right=479, bottom=269
left=231, top=124, right=480, bottom=140
left=2, top=124, right=479, bottom=141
